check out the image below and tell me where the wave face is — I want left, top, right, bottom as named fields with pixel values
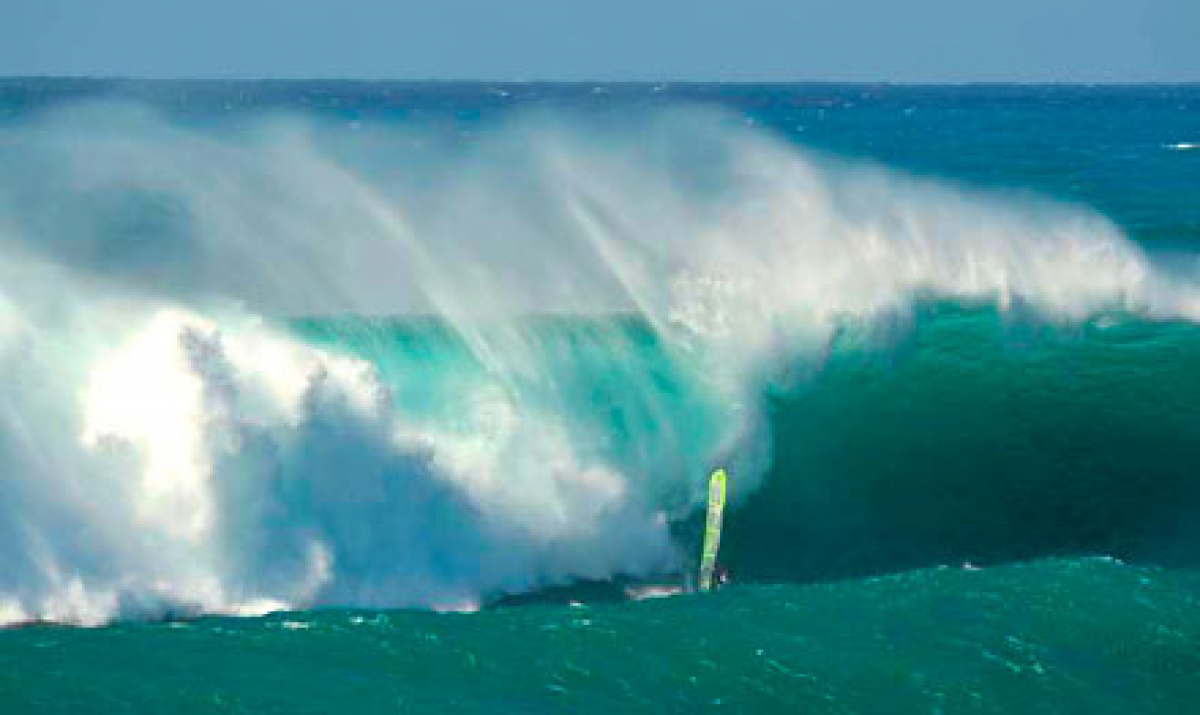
left=1, top=91, right=1199, bottom=624
left=727, top=305, right=1200, bottom=581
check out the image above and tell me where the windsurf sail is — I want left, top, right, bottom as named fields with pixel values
left=698, top=468, right=728, bottom=592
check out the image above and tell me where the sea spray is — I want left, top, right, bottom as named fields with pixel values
left=0, top=101, right=1198, bottom=623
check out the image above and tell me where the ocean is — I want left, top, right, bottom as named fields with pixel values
left=0, top=80, right=1197, bottom=712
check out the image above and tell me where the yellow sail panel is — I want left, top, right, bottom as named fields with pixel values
left=698, top=469, right=728, bottom=592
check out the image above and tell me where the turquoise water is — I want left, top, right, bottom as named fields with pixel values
left=5, top=561, right=1200, bottom=712
left=288, top=307, right=1200, bottom=586
left=0, top=81, right=1198, bottom=711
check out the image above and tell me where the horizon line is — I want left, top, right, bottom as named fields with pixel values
left=1, top=75, right=1198, bottom=87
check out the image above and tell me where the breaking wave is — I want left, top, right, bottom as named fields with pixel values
left=1, top=102, right=1198, bottom=624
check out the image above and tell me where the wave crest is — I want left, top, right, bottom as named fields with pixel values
left=0, top=103, right=1196, bottom=623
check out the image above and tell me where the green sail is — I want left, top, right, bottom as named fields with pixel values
left=698, top=469, right=728, bottom=592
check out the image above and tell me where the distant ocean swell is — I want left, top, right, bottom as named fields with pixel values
left=1, top=101, right=1198, bottom=625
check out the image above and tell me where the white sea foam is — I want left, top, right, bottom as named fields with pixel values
left=0, top=104, right=1197, bottom=624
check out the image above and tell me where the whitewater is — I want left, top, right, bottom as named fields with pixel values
left=0, top=86, right=1198, bottom=629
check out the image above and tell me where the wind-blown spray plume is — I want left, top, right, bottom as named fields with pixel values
left=0, top=103, right=1195, bottom=624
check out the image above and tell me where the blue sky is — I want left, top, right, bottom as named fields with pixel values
left=3, top=0, right=1198, bottom=81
